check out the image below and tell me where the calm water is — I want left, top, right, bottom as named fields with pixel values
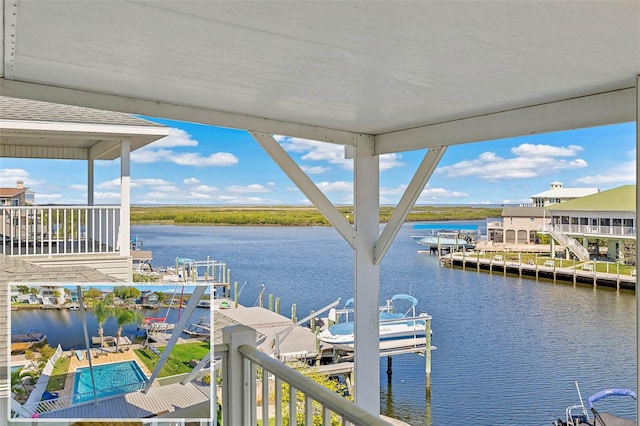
left=14, top=222, right=636, bottom=425
left=11, top=306, right=210, bottom=350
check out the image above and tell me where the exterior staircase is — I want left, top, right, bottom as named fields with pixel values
left=549, top=225, right=590, bottom=261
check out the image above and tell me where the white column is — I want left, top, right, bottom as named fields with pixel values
left=635, top=74, right=639, bottom=421
left=120, top=140, right=131, bottom=258
left=88, top=159, right=94, bottom=206
left=87, top=159, right=95, bottom=248
left=353, top=134, right=380, bottom=416
left=222, top=325, right=257, bottom=426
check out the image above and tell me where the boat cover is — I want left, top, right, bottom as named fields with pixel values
left=390, top=294, right=418, bottom=307
left=588, top=389, right=637, bottom=409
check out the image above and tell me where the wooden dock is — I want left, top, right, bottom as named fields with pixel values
left=440, top=252, right=636, bottom=290
left=214, top=299, right=331, bottom=362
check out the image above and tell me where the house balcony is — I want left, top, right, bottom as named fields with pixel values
left=1, top=205, right=131, bottom=281
left=548, top=223, right=636, bottom=239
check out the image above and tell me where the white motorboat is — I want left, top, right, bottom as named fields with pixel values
left=317, top=294, right=431, bottom=351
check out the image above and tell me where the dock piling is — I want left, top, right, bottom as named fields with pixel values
left=268, top=294, right=274, bottom=311
left=425, top=317, right=432, bottom=395
left=234, top=281, right=238, bottom=308
left=275, top=297, right=280, bottom=314
left=291, top=304, right=297, bottom=323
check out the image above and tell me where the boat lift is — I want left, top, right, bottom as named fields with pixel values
left=273, top=298, right=341, bottom=359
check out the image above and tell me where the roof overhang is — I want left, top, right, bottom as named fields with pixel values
left=0, top=119, right=170, bottom=160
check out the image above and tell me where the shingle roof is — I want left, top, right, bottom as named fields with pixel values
left=502, top=206, right=546, bottom=217
left=531, top=187, right=600, bottom=199
left=546, top=185, right=636, bottom=212
left=0, top=188, right=26, bottom=197
left=0, top=255, right=123, bottom=284
left=0, top=96, right=163, bottom=127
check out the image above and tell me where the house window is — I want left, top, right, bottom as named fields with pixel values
left=529, top=217, right=535, bottom=222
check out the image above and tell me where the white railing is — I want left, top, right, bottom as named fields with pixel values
left=549, top=225, right=590, bottom=261
left=218, top=325, right=391, bottom=426
left=1, top=206, right=121, bottom=256
left=551, top=223, right=636, bottom=237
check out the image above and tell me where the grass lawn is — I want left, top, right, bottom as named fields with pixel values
left=47, top=356, right=71, bottom=392
left=134, top=342, right=209, bottom=378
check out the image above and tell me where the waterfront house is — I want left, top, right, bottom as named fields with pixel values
left=487, top=206, right=547, bottom=245
left=0, top=96, right=169, bottom=282
left=139, top=290, right=159, bottom=305
left=38, top=285, right=65, bottom=305
left=0, top=181, right=32, bottom=206
left=545, top=185, right=636, bottom=263
left=531, top=181, right=599, bottom=207
left=0, top=3, right=637, bottom=423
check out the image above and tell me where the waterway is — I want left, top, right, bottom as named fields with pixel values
left=11, top=306, right=210, bottom=351
left=14, top=222, right=636, bottom=425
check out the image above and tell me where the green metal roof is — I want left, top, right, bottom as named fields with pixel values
left=546, top=185, right=636, bottom=212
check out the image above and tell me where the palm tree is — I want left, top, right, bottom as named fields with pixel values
left=94, top=299, right=113, bottom=355
left=114, top=307, right=143, bottom=353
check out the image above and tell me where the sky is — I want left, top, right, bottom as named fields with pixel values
left=1, top=118, right=636, bottom=206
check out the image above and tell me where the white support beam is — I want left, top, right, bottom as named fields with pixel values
left=374, top=146, right=446, bottom=265
left=352, top=134, right=380, bottom=416
left=375, top=88, right=636, bottom=154
left=88, top=159, right=94, bottom=206
left=144, top=285, right=207, bottom=392
left=89, top=139, right=120, bottom=160
left=120, top=140, right=131, bottom=259
left=250, top=131, right=355, bottom=249
left=635, top=75, right=640, bottom=422
left=0, top=79, right=356, bottom=146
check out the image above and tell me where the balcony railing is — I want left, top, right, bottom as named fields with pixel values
left=550, top=223, right=636, bottom=237
left=217, top=325, right=392, bottom=426
left=1, top=206, right=121, bottom=256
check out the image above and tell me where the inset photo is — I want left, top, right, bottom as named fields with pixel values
left=8, top=283, right=212, bottom=422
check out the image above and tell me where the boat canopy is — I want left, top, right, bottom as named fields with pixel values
left=390, top=294, right=418, bottom=307
left=176, top=257, right=196, bottom=264
left=413, top=224, right=478, bottom=231
left=344, top=298, right=354, bottom=309
left=587, top=388, right=637, bottom=409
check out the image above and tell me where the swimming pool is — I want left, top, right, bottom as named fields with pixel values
left=72, top=361, right=147, bottom=404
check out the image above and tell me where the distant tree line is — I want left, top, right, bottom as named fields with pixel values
left=131, top=206, right=502, bottom=226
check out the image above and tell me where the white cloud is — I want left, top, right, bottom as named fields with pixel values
left=94, top=192, right=121, bottom=201
left=98, top=178, right=173, bottom=189
left=34, top=193, right=64, bottom=203
left=218, top=195, right=280, bottom=204
left=380, top=153, right=406, bottom=171
left=131, top=149, right=238, bottom=167
left=574, top=161, right=636, bottom=185
left=225, top=184, right=272, bottom=194
left=437, top=143, right=588, bottom=180
left=0, top=168, right=43, bottom=187
left=418, top=186, right=468, bottom=201
left=69, top=184, right=87, bottom=191
left=301, top=165, right=330, bottom=174
left=316, top=181, right=353, bottom=192
left=148, top=128, right=199, bottom=148
left=183, top=177, right=201, bottom=185
left=511, top=143, right=583, bottom=157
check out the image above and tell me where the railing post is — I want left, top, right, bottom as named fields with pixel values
left=222, top=325, right=257, bottom=426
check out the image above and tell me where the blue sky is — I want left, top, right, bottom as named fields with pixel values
left=1, top=118, right=635, bottom=206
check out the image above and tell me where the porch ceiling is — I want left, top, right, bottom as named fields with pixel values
left=1, top=1, right=638, bottom=150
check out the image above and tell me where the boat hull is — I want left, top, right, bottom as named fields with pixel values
left=318, top=321, right=428, bottom=351
left=412, top=235, right=474, bottom=249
